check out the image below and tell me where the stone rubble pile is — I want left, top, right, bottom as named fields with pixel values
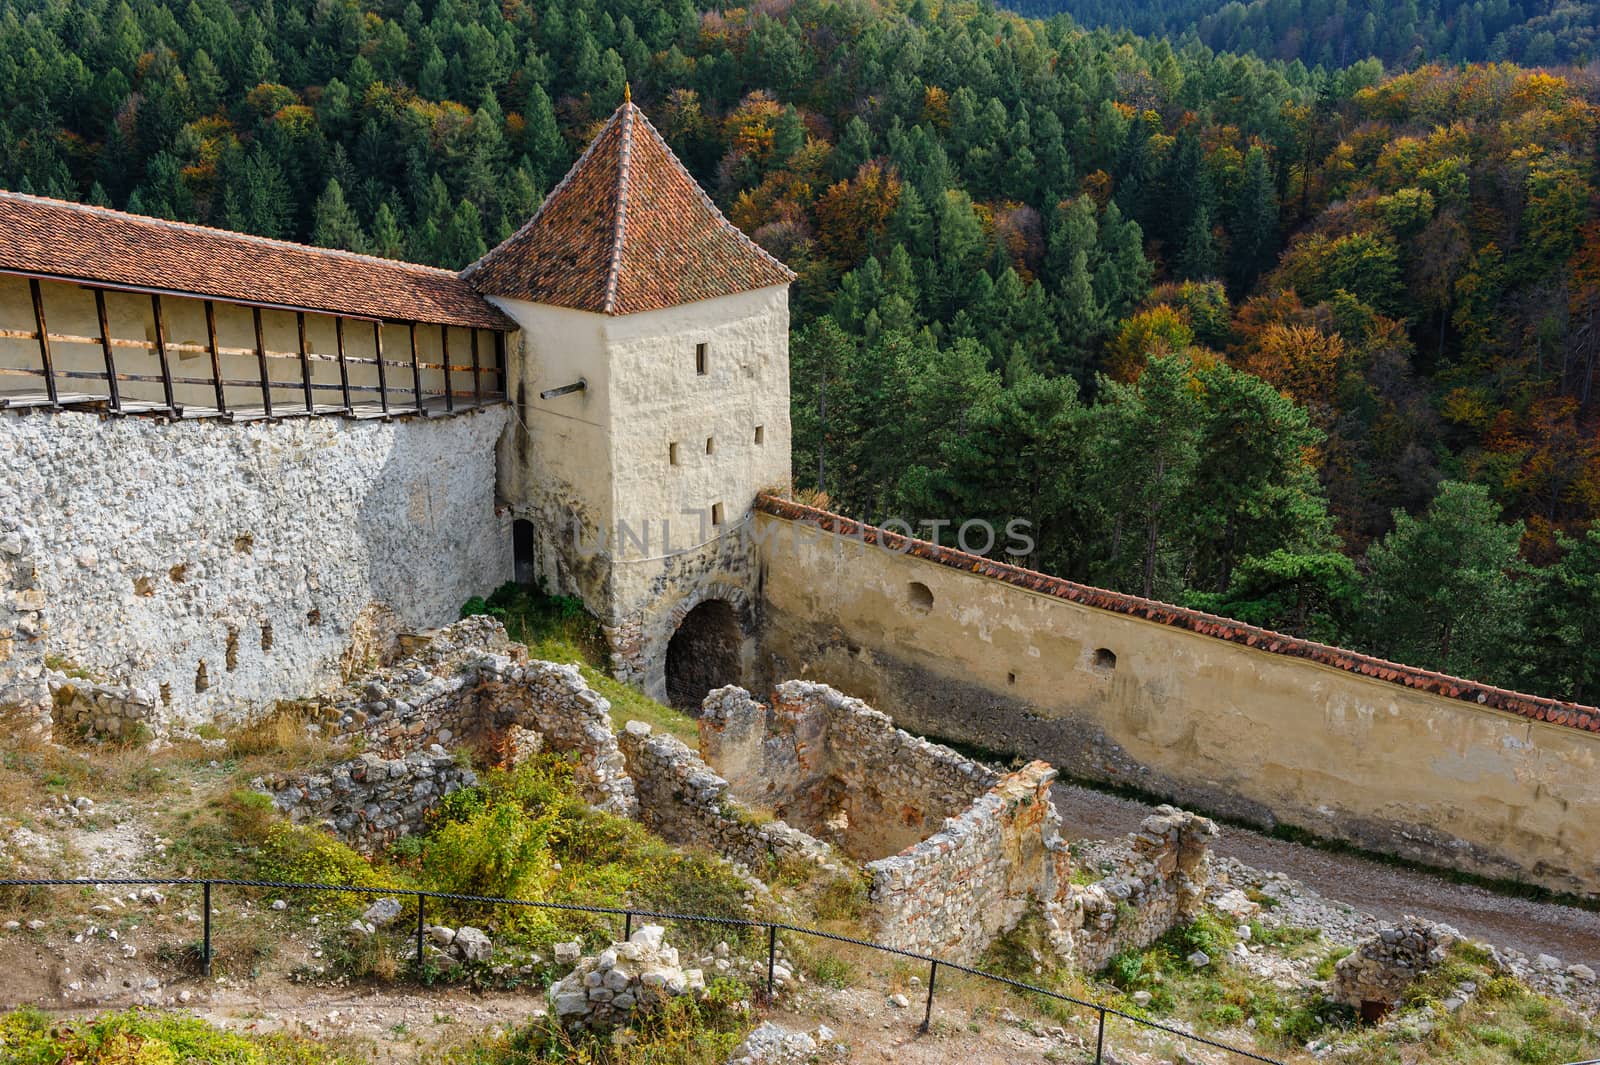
left=256, top=745, right=475, bottom=854
left=1332, top=917, right=1459, bottom=1013
left=548, top=925, right=706, bottom=1030
left=726, top=1021, right=848, bottom=1064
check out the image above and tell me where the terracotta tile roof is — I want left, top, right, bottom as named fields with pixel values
left=463, top=100, right=795, bottom=315
left=755, top=494, right=1600, bottom=734
left=0, top=190, right=512, bottom=330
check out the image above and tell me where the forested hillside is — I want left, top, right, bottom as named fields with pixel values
left=4, top=0, right=1600, bottom=701
left=1003, top=0, right=1600, bottom=68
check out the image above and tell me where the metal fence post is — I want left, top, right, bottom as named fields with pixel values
left=415, top=894, right=426, bottom=968
left=624, top=913, right=632, bottom=941
left=920, top=960, right=938, bottom=1033
left=766, top=925, right=777, bottom=1001
left=202, top=881, right=212, bottom=977
left=1095, top=1006, right=1106, bottom=1064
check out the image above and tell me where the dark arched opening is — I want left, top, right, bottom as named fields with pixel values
left=665, top=599, right=742, bottom=711
left=513, top=519, right=537, bottom=586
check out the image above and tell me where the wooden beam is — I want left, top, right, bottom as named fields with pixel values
left=204, top=300, right=227, bottom=415
left=471, top=329, right=482, bottom=406
left=150, top=293, right=177, bottom=413
left=494, top=330, right=506, bottom=399
left=94, top=288, right=121, bottom=413
left=409, top=322, right=424, bottom=412
left=252, top=306, right=273, bottom=418
left=373, top=321, right=389, bottom=414
left=335, top=317, right=352, bottom=412
left=28, top=278, right=59, bottom=407
left=296, top=312, right=315, bottom=413
left=441, top=326, right=454, bottom=412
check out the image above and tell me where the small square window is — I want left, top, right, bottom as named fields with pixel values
left=669, top=442, right=679, bottom=466
left=695, top=343, right=708, bottom=376
left=754, top=425, right=764, bottom=445
left=711, top=502, right=725, bottom=526
left=705, top=436, right=715, bottom=455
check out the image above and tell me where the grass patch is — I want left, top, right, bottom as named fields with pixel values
left=0, top=1006, right=364, bottom=1063
left=464, top=582, right=699, bottom=744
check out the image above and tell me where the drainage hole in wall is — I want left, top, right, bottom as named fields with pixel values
left=225, top=628, right=239, bottom=671
left=1093, top=647, right=1117, bottom=672
left=159, top=682, right=172, bottom=706
left=194, top=660, right=209, bottom=693
left=1007, top=671, right=1016, bottom=685
left=260, top=620, right=274, bottom=652
left=307, top=608, right=321, bottom=626
left=907, top=581, right=934, bottom=614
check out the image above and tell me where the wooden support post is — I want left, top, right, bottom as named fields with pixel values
left=471, top=329, right=482, bottom=406
left=204, top=301, right=227, bottom=416
left=494, top=331, right=506, bottom=399
left=296, top=312, right=314, bottom=413
left=94, top=288, right=121, bottom=413
left=335, top=318, right=352, bottom=412
left=28, top=278, right=59, bottom=407
left=150, top=293, right=177, bottom=413
left=408, top=323, right=424, bottom=412
left=372, top=321, right=389, bottom=414
left=252, top=306, right=273, bottom=418
left=440, top=327, right=454, bottom=412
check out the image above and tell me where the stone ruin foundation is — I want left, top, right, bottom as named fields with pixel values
left=259, top=616, right=635, bottom=851
left=624, top=679, right=1219, bottom=967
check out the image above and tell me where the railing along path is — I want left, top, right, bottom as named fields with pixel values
left=0, top=875, right=1286, bottom=1064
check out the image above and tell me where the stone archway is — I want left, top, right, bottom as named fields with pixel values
left=664, top=598, right=743, bottom=711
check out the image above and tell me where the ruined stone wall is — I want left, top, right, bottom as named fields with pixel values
left=700, top=681, right=997, bottom=859
left=327, top=616, right=635, bottom=816
left=754, top=507, right=1600, bottom=897
left=1064, top=808, right=1218, bottom=971
left=256, top=746, right=477, bottom=855
left=0, top=406, right=512, bottom=733
left=616, top=719, right=837, bottom=874
left=867, top=761, right=1073, bottom=964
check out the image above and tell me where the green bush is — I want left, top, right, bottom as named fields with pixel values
left=0, top=1006, right=361, bottom=1064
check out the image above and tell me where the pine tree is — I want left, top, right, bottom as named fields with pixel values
left=311, top=178, right=368, bottom=252
left=369, top=201, right=408, bottom=260
left=523, top=83, right=566, bottom=188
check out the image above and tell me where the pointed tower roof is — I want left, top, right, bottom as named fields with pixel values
left=463, top=101, right=795, bottom=315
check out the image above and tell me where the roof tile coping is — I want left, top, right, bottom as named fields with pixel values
left=754, top=494, right=1600, bottom=734
left=0, top=189, right=515, bottom=331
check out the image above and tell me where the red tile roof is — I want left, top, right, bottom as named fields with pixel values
left=755, top=494, right=1600, bottom=734
left=463, top=101, right=795, bottom=315
left=0, top=190, right=512, bottom=330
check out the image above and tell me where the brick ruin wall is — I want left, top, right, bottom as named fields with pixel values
left=690, top=680, right=1216, bottom=966
left=616, top=718, right=840, bottom=875
left=753, top=506, right=1600, bottom=897
left=0, top=407, right=512, bottom=737
left=698, top=680, right=998, bottom=859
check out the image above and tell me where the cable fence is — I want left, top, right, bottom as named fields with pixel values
left=0, top=876, right=1285, bottom=1065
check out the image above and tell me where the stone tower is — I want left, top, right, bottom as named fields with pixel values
left=465, top=99, right=795, bottom=706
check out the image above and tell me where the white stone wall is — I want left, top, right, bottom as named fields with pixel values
left=490, top=285, right=790, bottom=699
left=0, top=406, right=511, bottom=730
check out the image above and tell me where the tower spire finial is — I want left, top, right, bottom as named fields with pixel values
left=623, top=82, right=631, bottom=105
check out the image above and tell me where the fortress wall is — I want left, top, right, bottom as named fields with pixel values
left=0, top=405, right=511, bottom=732
left=753, top=509, right=1600, bottom=897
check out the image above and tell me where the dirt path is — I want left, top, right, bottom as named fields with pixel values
left=1053, top=781, right=1600, bottom=969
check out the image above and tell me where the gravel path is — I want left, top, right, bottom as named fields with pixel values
left=1053, top=781, right=1600, bottom=970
